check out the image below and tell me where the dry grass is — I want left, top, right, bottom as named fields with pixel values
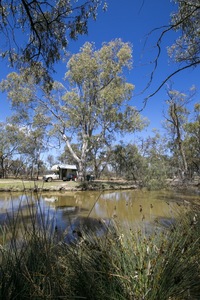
left=0, top=178, right=138, bottom=192
left=0, top=179, right=79, bottom=191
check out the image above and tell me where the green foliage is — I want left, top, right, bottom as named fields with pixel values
left=0, top=120, right=47, bottom=179
left=0, top=39, right=147, bottom=179
left=0, top=0, right=106, bottom=71
left=140, top=132, right=169, bottom=189
left=109, top=132, right=171, bottom=189
left=110, top=142, right=146, bottom=181
left=163, top=87, right=196, bottom=178
left=144, top=178, right=166, bottom=191
left=169, top=0, right=200, bottom=65
left=184, top=103, right=200, bottom=175
left=0, top=123, right=21, bottom=178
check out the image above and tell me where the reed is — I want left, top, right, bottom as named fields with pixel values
left=0, top=194, right=199, bottom=299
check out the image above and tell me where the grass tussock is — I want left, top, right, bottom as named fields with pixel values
left=0, top=195, right=200, bottom=299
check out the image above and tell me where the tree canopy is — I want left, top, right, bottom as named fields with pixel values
left=144, top=0, right=200, bottom=103
left=0, top=0, right=106, bottom=70
left=163, top=85, right=198, bottom=178
left=1, top=39, right=148, bottom=179
left=169, top=0, right=200, bottom=66
left=0, top=1, right=199, bottom=90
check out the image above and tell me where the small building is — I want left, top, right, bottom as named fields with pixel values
left=51, top=164, right=77, bottom=180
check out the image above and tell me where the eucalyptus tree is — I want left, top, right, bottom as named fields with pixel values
left=86, top=142, right=111, bottom=179
left=46, top=154, right=56, bottom=170
left=17, top=127, right=47, bottom=179
left=0, top=123, right=22, bottom=178
left=59, top=141, right=110, bottom=179
left=0, top=121, right=47, bottom=178
left=168, top=0, right=200, bottom=66
left=58, top=143, right=80, bottom=166
left=1, top=39, right=147, bottom=179
left=60, top=40, right=147, bottom=178
left=163, top=87, right=196, bottom=178
left=138, top=131, right=171, bottom=189
left=145, top=0, right=200, bottom=102
left=9, top=158, right=26, bottom=178
left=184, top=103, right=200, bottom=176
left=110, top=142, right=145, bottom=182
left=110, top=142, right=127, bottom=178
left=0, top=0, right=106, bottom=72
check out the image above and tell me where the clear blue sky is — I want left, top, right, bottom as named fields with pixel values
left=1, top=0, right=199, bottom=141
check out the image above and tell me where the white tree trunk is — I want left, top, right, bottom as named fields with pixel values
left=62, top=133, right=88, bottom=181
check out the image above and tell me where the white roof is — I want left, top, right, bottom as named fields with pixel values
left=51, top=164, right=77, bottom=171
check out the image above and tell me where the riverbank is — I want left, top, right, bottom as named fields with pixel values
left=0, top=178, right=138, bottom=192
left=0, top=178, right=199, bottom=195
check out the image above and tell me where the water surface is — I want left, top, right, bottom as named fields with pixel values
left=0, top=189, right=197, bottom=237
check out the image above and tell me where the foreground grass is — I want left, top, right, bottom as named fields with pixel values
left=0, top=195, right=199, bottom=299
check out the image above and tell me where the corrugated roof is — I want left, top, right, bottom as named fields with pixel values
left=51, top=164, right=77, bottom=171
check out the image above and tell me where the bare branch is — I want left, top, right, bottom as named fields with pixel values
left=140, top=59, right=200, bottom=111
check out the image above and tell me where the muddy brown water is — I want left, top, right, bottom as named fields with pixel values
left=0, top=189, right=199, bottom=243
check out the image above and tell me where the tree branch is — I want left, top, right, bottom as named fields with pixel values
left=140, top=60, right=200, bottom=111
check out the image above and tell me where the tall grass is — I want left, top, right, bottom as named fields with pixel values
left=0, top=193, right=199, bottom=299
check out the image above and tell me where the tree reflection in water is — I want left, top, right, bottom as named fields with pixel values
left=0, top=190, right=194, bottom=245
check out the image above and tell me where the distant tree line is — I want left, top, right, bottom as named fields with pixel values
left=0, top=96, right=199, bottom=188
left=0, top=1, right=199, bottom=185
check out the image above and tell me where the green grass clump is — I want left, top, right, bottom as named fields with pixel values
left=0, top=195, right=199, bottom=299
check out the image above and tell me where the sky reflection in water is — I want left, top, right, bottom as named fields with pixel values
left=0, top=190, right=195, bottom=241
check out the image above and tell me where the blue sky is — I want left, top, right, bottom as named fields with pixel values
left=1, top=0, right=199, bottom=142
